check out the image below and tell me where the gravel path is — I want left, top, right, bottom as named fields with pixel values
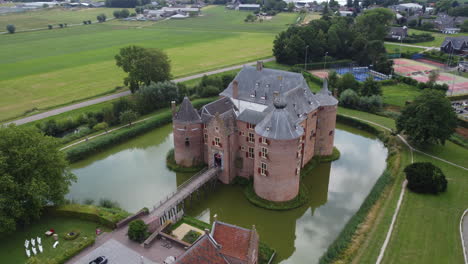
left=4, top=58, right=274, bottom=126
left=462, top=209, right=468, bottom=264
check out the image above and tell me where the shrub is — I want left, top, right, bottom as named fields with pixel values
left=93, top=122, right=109, bottom=132
left=97, top=14, right=107, bottom=23
left=63, top=230, right=81, bottom=240
left=119, top=109, right=139, bottom=125
left=83, top=198, right=94, bottom=205
left=99, top=198, right=120, bottom=209
left=404, top=162, right=447, bottom=194
left=128, top=219, right=149, bottom=243
left=182, top=230, right=202, bottom=244
left=48, top=24, right=53, bottom=29
left=59, top=23, right=64, bottom=28
left=6, top=24, right=15, bottom=34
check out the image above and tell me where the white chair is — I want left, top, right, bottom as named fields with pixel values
left=53, top=241, right=59, bottom=248
left=26, top=249, right=31, bottom=258
left=32, top=247, right=37, bottom=255
left=37, top=237, right=41, bottom=245
left=25, top=239, right=29, bottom=248
left=31, top=238, right=35, bottom=247
left=38, top=245, right=43, bottom=253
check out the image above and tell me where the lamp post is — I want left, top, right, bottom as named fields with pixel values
left=304, top=45, right=309, bottom=71
left=323, top=51, right=328, bottom=70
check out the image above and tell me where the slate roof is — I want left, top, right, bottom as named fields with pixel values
left=315, top=79, right=339, bottom=106
left=202, top=97, right=237, bottom=116
left=237, top=109, right=267, bottom=125
left=255, top=97, right=304, bottom=140
left=441, top=36, right=468, bottom=50
left=387, top=26, right=407, bottom=38
left=220, top=66, right=310, bottom=105
left=174, top=97, right=202, bottom=123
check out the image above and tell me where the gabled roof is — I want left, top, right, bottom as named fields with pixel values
left=175, top=235, right=229, bottom=264
left=237, top=109, right=267, bottom=125
left=211, top=221, right=255, bottom=263
left=202, top=97, right=237, bottom=116
left=441, top=36, right=468, bottom=50
left=174, top=97, right=202, bottom=123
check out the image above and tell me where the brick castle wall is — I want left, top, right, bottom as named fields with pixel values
left=314, top=105, right=337, bottom=156
left=173, top=122, right=204, bottom=167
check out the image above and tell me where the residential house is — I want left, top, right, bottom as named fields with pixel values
left=386, top=26, right=408, bottom=41
left=440, top=36, right=468, bottom=54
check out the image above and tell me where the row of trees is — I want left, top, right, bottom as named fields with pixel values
left=273, top=8, right=395, bottom=74
left=113, top=9, right=131, bottom=19
left=105, top=0, right=151, bottom=8
left=335, top=74, right=384, bottom=113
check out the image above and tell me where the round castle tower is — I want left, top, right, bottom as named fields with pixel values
left=172, top=97, right=204, bottom=167
left=314, top=79, right=338, bottom=156
left=253, top=95, right=304, bottom=202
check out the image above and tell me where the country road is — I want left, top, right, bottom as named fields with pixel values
left=384, top=41, right=439, bottom=51
left=4, top=58, right=275, bottom=126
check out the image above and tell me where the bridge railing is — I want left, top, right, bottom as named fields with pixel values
left=150, top=166, right=217, bottom=214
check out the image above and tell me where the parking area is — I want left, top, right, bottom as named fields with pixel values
left=452, top=100, right=468, bottom=120
left=73, top=239, right=157, bottom=264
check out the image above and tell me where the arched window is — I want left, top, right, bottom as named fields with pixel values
left=185, top=137, right=190, bottom=147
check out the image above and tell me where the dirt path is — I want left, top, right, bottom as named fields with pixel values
left=4, top=58, right=275, bottom=126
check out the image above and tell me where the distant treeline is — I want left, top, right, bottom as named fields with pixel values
left=105, top=0, right=151, bottom=8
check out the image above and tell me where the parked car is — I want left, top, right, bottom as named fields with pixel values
left=89, top=256, right=108, bottom=264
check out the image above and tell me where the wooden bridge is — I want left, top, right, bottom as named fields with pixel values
left=145, top=166, right=220, bottom=229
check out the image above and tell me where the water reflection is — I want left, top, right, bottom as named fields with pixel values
left=69, top=124, right=387, bottom=263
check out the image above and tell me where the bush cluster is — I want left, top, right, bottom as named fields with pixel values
left=192, top=73, right=235, bottom=98
left=128, top=219, right=149, bottom=243
left=393, top=75, right=449, bottom=92
left=113, top=9, right=130, bottom=18
left=337, top=74, right=383, bottom=113
left=404, top=162, right=447, bottom=194
left=182, top=230, right=202, bottom=244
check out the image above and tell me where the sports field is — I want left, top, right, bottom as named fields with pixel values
left=393, top=58, right=468, bottom=95
left=0, top=6, right=297, bottom=121
left=0, top=7, right=120, bottom=31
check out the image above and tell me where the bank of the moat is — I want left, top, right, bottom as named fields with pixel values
left=69, top=123, right=388, bottom=263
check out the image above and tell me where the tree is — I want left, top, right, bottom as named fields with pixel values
left=0, top=125, right=76, bottom=233
left=115, top=46, right=171, bottom=92
left=119, top=109, right=139, bottom=125
left=355, top=8, right=394, bottom=41
left=6, top=24, right=15, bottom=34
left=127, top=219, right=149, bottom=242
left=135, top=81, right=181, bottom=114
left=339, top=89, right=360, bottom=107
left=97, top=14, right=107, bottom=22
left=461, top=20, right=468, bottom=32
left=337, top=73, right=360, bottom=95
left=396, top=90, right=457, bottom=146
left=361, top=76, right=382, bottom=96
left=113, top=10, right=122, bottom=18
left=120, top=9, right=130, bottom=18
left=347, top=0, right=353, bottom=8
left=287, top=2, right=295, bottom=12
left=428, top=70, right=440, bottom=85
left=404, top=162, right=447, bottom=194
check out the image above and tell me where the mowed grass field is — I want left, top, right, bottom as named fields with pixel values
left=0, top=7, right=120, bottom=31
left=408, top=28, right=467, bottom=47
left=0, top=6, right=297, bottom=121
left=382, top=83, right=421, bottom=107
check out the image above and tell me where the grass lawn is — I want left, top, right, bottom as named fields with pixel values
left=384, top=43, right=425, bottom=54
left=337, top=108, right=468, bottom=264
left=407, top=29, right=467, bottom=47
left=0, top=215, right=109, bottom=263
left=0, top=7, right=120, bottom=31
left=0, top=6, right=297, bottom=121
left=381, top=83, right=421, bottom=107
left=0, top=8, right=120, bottom=31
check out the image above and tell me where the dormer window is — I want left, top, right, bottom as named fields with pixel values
left=266, top=84, right=270, bottom=88
left=266, top=127, right=270, bottom=131
left=260, top=93, right=267, bottom=100
left=250, top=90, right=256, bottom=98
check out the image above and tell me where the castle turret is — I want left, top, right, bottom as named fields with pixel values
left=253, top=94, right=304, bottom=202
left=173, top=97, right=204, bottom=167
left=314, top=79, right=338, bottom=156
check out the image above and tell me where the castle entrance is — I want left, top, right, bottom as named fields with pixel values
left=214, top=153, right=222, bottom=169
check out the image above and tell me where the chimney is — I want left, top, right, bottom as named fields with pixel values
left=232, top=80, right=238, bottom=99
left=171, top=101, right=176, bottom=117
left=256, top=61, right=263, bottom=71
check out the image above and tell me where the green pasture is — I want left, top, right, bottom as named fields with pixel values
left=0, top=6, right=297, bottom=121
left=0, top=215, right=109, bottom=264
left=408, top=29, right=467, bottom=47
left=382, top=83, right=421, bottom=107
left=338, top=108, right=468, bottom=264
left=384, top=43, right=425, bottom=54
left=0, top=7, right=120, bottom=31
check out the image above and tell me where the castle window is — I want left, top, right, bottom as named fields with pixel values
left=215, top=126, right=219, bottom=132
left=295, top=166, right=301, bottom=176
left=185, top=137, right=190, bottom=147
left=259, top=137, right=269, bottom=145
left=247, top=123, right=255, bottom=130
left=204, top=134, right=208, bottom=144
left=214, top=137, right=221, bottom=147
left=248, top=132, right=255, bottom=143
left=310, top=129, right=315, bottom=140
left=261, top=147, right=268, bottom=159
left=329, top=130, right=334, bottom=136
left=248, top=147, right=255, bottom=159
left=260, top=162, right=268, bottom=176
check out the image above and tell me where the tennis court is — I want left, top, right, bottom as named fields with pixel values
left=393, top=58, right=468, bottom=96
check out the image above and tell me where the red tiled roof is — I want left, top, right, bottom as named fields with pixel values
left=176, top=235, right=228, bottom=264
left=212, top=222, right=251, bottom=262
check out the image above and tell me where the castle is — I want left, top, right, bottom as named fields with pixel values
left=172, top=62, right=338, bottom=202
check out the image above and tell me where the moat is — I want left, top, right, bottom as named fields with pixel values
left=69, top=123, right=388, bottom=263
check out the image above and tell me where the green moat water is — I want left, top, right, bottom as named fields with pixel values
left=69, top=123, right=388, bottom=263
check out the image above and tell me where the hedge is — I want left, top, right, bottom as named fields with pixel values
left=169, top=215, right=212, bottom=232
left=166, top=148, right=206, bottom=173
left=259, top=241, right=276, bottom=264
left=26, top=236, right=95, bottom=264
left=65, top=97, right=216, bottom=163
left=319, top=117, right=401, bottom=264
left=295, top=60, right=353, bottom=71
left=46, top=204, right=130, bottom=229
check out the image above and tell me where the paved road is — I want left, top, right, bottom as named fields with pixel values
left=4, top=58, right=275, bottom=126
left=384, top=42, right=439, bottom=52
